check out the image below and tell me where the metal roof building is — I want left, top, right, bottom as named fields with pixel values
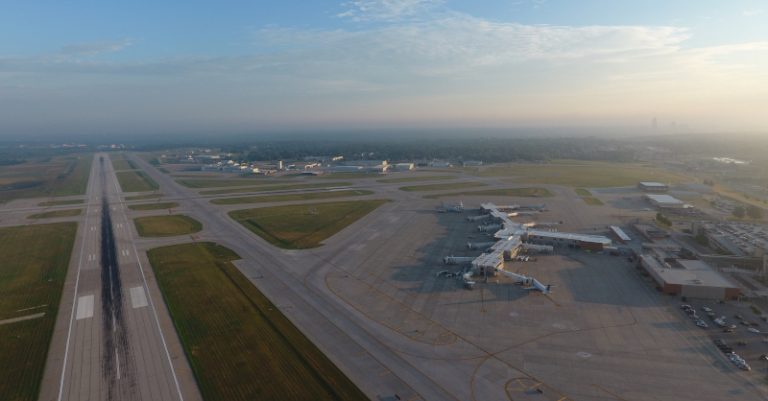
left=640, top=256, right=740, bottom=300
left=645, top=194, right=686, bottom=209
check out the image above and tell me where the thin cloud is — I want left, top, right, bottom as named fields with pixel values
left=338, top=0, right=444, bottom=21
left=59, top=39, right=133, bottom=57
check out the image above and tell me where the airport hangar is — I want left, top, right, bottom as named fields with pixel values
left=639, top=255, right=741, bottom=300
left=638, top=181, right=670, bottom=192
left=645, top=193, right=687, bottom=209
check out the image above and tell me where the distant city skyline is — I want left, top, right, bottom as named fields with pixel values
left=1, top=0, right=767, bottom=136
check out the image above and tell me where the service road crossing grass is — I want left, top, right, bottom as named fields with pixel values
left=133, top=215, right=202, bottom=237
left=229, top=199, right=388, bottom=249
left=147, top=242, right=368, bottom=401
left=0, top=223, right=77, bottom=401
left=211, top=189, right=373, bottom=205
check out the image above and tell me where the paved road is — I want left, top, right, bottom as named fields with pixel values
left=38, top=154, right=201, bottom=401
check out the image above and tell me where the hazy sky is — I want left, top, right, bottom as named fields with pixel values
left=1, top=0, right=767, bottom=136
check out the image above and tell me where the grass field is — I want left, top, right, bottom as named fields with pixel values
left=28, top=209, right=82, bottom=219
left=147, top=242, right=367, bottom=401
left=212, top=190, right=373, bottom=205
left=125, top=193, right=162, bottom=201
left=128, top=202, right=179, bottom=211
left=200, top=182, right=351, bottom=196
left=134, top=215, right=202, bottom=237
left=116, top=170, right=159, bottom=192
left=38, top=199, right=84, bottom=207
left=468, top=160, right=689, bottom=187
left=0, top=223, right=77, bottom=401
left=377, top=175, right=457, bottom=183
left=424, top=187, right=553, bottom=199
left=399, top=182, right=487, bottom=192
left=229, top=199, right=388, bottom=249
left=111, top=154, right=135, bottom=171
left=176, top=178, right=288, bottom=188
left=575, top=188, right=604, bottom=206
left=0, top=154, right=92, bottom=203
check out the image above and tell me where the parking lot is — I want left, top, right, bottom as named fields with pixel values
left=678, top=298, right=768, bottom=375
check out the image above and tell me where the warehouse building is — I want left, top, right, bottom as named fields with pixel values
left=638, top=182, right=669, bottom=192
left=639, top=256, right=740, bottom=300
left=645, top=194, right=686, bottom=209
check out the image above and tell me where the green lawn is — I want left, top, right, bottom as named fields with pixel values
left=212, top=190, right=373, bottom=205
left=200, top=182, right=351, bottom=196
left=469, top=160, right=689, bottom=187
left=27, top=209, right=82, bottom=219
left=582, top=197, right=604, bottom=206
left=424, top=187, right=553, bottom=199
left=147, top=242, right=368, bottom=401
left=574, top=188, right=604, bottom=206
left=0, top=154, right=92, bottom=203
left=128, top=202, right=179, bottom=211
left=229, top=199, right=388, bottom=249
left=377, top=175, right=457, bottom=184
left=399, top=182, right=487, bottom=192
left=176, top=178, right=289, bottom=188
left=0, top=223, right=77, bottom=401
left=38, top=199, right=84, bottom=207
left=111, top=155, right=135, bottom=171
left=116, top=170, right=159, bottom=192
left=134, top=215, right=202, bottom=237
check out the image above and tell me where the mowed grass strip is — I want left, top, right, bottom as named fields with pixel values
left=111, top=158, right=135, bottom=171
left=0, top=223, right=77, bottom=401
left=125, top=193, right=162, bottom=201
left=134, top=215, right=202, bottom=237
left=116, top=170, right=159, bottom=192
left=0, top=154, right=93, bottom=203
left=27, top=209, right=82, bottom=219
left=575, top=188, right=604, bottom=206
left=176, top=178, right=290, bottom=188
left=128, top=202, right=179, bottom=211
left=424, top=187, right=553, bottom=199
left=212, top=190, right=373, bottom=205
left=377, top=175, right=457, bottom=183
left=469, top=160, right=689, bottom=187
left=147, top=242, right=368, bottom=401
left=38, top=199, right=84, bottom=207
left=399, top=182, right=487, bottom=192
left=230, top=199, right=388, bottom=249
left=200, top=182, right=352, bottom=196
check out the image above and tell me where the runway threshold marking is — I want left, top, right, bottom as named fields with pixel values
left=129, top=286, right=148, bottom=309
left=75, top=295, right=94, bottom=320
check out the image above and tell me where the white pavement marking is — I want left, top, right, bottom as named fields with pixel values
left=116, top=348, right=121, bottom=380
left=0, top=312, right=45, bottom=326
left=129, top=286, right=149, bottom=309
left=75, top=295, right=94, bottom=320
left=57, top=156, right=95, bottom=401
left=110, top=162, right=185, bottom=401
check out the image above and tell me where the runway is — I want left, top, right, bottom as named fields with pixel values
left=38, top=154, right=201, bottom=401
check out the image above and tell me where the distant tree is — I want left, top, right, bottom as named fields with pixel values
left=732, top=206, right=746, bottom=219
left=747, top=205, right=763, bottom=220
left=695, top=232, right=709, bottom=247
left=656, top=212, right=671, bottom=226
